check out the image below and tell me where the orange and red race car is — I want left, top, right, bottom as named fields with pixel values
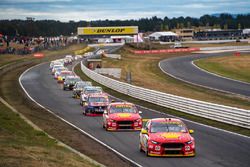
left=83, top=93, right=109, bottom=116
left=139, top=118, right=195, bottom=157
left=103, top=102, right=142, bottom=131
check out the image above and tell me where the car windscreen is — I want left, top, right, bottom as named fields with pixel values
left=61, top=73, right=72, bottom=77
left=66, top=78, right=80, bottom=83
left=54, top=65, right=63, bottom=69
left=53, top=62, right=63, bottom=66
left=56, top=68, right=66, bottom=73
left=77, top=83, right=88, bottom=89
left=88, top=97, right=108, bottom=103
left=85, top=89, right=102, bottom=94
left=72, top=78, right=80, bottom=82
left=150, top=122, right=187, bottom=133
left=109, top=105, right=137, bottom=114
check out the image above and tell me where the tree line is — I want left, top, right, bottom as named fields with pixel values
left=0, top=13, right=250, bottom=37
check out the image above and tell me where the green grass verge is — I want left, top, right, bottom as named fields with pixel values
left=195, top=54, right=250, bottom=83
left=0, top=101, right=97, bottom=167
left=74, top=64, right=250, bottom=137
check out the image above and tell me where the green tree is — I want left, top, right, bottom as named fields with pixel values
left=238, top=23, right=241, bottom=29
left=224, top=24, right=228, bottom=29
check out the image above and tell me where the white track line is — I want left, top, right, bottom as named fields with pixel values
left=19, top=62, right=143, bottom=167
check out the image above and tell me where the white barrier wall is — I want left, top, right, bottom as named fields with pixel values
left=81, top=61, right=250, bottom=129
left=94, top=68, right=121, bottom=79
left=104, top=54, right=121, bottom=59
left=200, top=45, right=250, bottom=51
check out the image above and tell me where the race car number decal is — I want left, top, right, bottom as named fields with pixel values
left=160, top=122, right=183, bottom=125
left=114, top=105, right=132, bottom=108
left=117, top=113, right=132, bottom=118
left=160, top=133, right=181, bottom=139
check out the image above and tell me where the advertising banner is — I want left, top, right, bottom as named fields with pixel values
left=78, top=26, right=138, bottom=35
left=33, top=53, right=44, bottom=58
left=132, top=48, right=200, bottom=54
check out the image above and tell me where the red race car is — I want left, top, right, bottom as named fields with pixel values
left=139, top=118, right=195, bottom=157
left=103, top=102, right=142, bottom=131
left=83, top=93, right=109, bottom=116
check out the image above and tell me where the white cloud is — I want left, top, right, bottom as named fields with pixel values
left=0, top=8, right=165, bottom=21
left=1, top=0, right=71, bottom=2
left=184, top=3, right=210, bottom=9
left=0, top=0, right=249, bottom=21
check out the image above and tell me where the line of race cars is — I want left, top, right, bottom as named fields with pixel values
left=49, top=56, right=196, bottom=157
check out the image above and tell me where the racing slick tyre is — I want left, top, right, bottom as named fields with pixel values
left=104, top=123, right=109, bottom=131
left=145, top=144, right=149, bottom=156
left=139, top=143, right=143, bottom=152
left=83, top=109, right=86, bottom=115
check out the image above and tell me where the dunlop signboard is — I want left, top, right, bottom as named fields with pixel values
left=77, top=26, right=138, bottom=35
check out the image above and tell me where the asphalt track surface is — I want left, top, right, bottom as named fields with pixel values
left=159, top=52, right=250, bottom=97
left=20, top=62, right=250, bottom=167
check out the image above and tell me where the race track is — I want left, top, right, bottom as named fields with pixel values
left=159, top=52, right=250, bottom=97
left=20, top=62, right=250, bottom=167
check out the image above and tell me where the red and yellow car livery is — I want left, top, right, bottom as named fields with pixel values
left=83, top=93, right=109, bottom=116
left=103, top=102, right=142, bottom=131
left=139, top=118, right=195, bottom=157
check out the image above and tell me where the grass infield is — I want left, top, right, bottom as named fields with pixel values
left=195, top=54, right=250, bottom=83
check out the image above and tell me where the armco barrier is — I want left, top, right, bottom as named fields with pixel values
left=131, top=45, right=250, bottom=55
left=81, top=61, right=250, bottom=129
left=133, top=48, right=200, bottom=54
left=200, top=45, right=250, bottom=51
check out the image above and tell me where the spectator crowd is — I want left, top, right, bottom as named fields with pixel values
left=0, top=34, right=79, bottom=55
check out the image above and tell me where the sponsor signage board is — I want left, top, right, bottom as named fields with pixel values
left=132, top=48, right=200, bottom=54
left=33, top=53, right=44, bottom=58
left=78, top=26, right=138, bottom=35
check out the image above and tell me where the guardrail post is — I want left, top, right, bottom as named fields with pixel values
left=126, top=89, right=130, bottom=96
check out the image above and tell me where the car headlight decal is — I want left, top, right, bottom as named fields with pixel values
left=186, top=140, right=193, bottom=145
left=151, top=140, right=160, bottom=145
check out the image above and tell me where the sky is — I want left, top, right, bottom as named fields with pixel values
left=0, top=0, right=249, bottom=21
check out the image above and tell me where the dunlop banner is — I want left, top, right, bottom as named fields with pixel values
left=78, top=26, right=138, bottom=35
